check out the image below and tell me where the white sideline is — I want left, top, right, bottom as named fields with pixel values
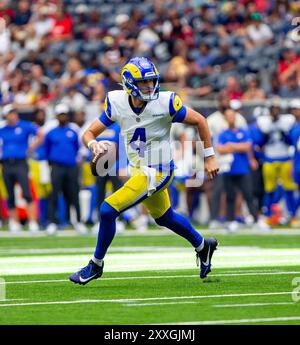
left=155, top=316, right=300, bottom=325
left=0, top=291, right=294, bottom=307
left=1, top=270, right=300, bottom=285
left=125, top=301, right=200, bottom=307
left=125, top=301, right=295, bottom=307
left=213, top=302, right=295, bottom=308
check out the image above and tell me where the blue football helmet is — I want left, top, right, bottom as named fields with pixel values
left=121, top=57, right=160, bottom=101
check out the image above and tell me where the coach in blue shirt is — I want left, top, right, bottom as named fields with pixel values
left=217, top=108, right=258, bottom=229
left=45, top=104, right=86, bottom=235
left=0, top=104, right=42, bottom=233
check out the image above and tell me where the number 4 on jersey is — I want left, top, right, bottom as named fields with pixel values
left=129, top=128, right=146, bottom=157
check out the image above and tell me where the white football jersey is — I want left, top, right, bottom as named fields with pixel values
left=257, top=114, right=295, bottom=161
left=102, top=90, right=186, bottom=170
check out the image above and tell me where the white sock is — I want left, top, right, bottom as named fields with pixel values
left=92, top=257, right=103, bottom=267
left=195, top=239, right=204, bottom=252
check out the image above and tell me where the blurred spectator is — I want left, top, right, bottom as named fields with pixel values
left=279, top=73, right=300, bottom=98
left=212, top=42, right=236, bottom=73
left=246, top=12, right=273, bottom=50
left=60, top=57, right=84, bottom=87
left=84, top=10, right=102, bottom=41
left=190, top=42, right=214, bottom=76
left=45, top=103, right=87, bottom=235
left=0, top=16, right=11, bottom=55
left=277, top=48, right=300, bottom=85
left=189, top=4, right=215, bottom=36
left=28, top=5, right=53, bottom=38
left=13, top=79, right=38, bottom=110
left=242, top=75, right=266, bottom=100
left=61, top=85, right=87, bottom=112
left=50, top=6, right=73, bottom=42
left=73, top=4, right=89, bottom=40
left=164, top=40, right=190, bottom=87
left=163, top=8, right=194, bottom=48
left=0, top=1, right=14, bottom=21
left=223, top=76, right=243, bottom=100
left=267, top=72, right=281, bottom=97
left=216, top=2, right=245, bottom=39
left=45, top=57, right=64, bottom=80
left=13, top=0, right=32, bottom=26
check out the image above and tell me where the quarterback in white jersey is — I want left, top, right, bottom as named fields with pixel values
left=70, top=57, right=219, bottom=285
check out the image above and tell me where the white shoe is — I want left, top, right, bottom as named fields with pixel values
left=46, top=223, right=57, bottom=235
left=116, top=220, right=126, bottom=234
left=91, top=222, right=99, bottom=235
left=133, top=215, right=149, bottom=232
left=28, top=221, right=40, bottom=234
left=255, top=218, right=272, bottom=232
left=227, top=221, right=239, bottom=233
left=245, top=215, right=255, bottom=227
left=73, top=222, right=88, bottom=235
left=9, top=220, right=23, bottom=233
left=208, top=220, right=221, bottom=230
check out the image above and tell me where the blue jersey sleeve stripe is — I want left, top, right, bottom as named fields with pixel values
left=99, top=111, right=114, bottom=126
left=172, top=106, right=187, bottom=123
left=169, top=92, right=176, bottom=116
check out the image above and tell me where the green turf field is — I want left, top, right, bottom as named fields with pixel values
left=0, top=229, right=300, bottom=325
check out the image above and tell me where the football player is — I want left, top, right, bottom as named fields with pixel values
left=69, top=57, right=219, bottom=285
left=256, top=98, right=297, bottom=226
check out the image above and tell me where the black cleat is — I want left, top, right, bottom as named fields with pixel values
left=196, top=238, right=218, bottom=279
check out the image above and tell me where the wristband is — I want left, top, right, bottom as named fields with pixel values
left=87, top=140, right=97, bottom=150
left=204, top=147, right=215, bottom=158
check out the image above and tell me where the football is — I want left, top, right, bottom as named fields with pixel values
left=90, top=142, right=117, bottom=176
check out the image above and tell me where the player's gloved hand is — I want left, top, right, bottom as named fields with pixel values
left=90, top=140, right=113, bottom=156
left=204, top=156, right=219, bottom=180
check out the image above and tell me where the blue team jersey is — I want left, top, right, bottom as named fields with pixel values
left=247, top=123, right=265, bottom=162
left=0, top=120, right=37, bottom=160
left=218, top=128, right=251, bottom=175
left=45, top=126, right=79, bottom=167
left=33, top=142, right=47, bottom=161
left=289, top=123, right=300, bottom=173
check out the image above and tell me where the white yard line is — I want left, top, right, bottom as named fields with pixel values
left=0, top=291, right=293, bottom=308
left=156, top=316, right=300, bottom=325
left=125, top=301, right=200, bottom=307
left=1, top=270, right=299, bottom=285
left=2, top=259, right=300, bottom=275
left=213, top=302, right=295, bottom=308
left=125, top=301, right=296, bottom=307
left=0, top=246, right=262, bottom=255
left=1, top=246, right=300, bottom=275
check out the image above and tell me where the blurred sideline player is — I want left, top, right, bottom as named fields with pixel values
left=29, top=109, right=52, bottom=228
left=256, top=98, right=297, bottom=226
left=289, top=100, right=300, bottom=218
left=70, top=57, right=219, bottom=285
